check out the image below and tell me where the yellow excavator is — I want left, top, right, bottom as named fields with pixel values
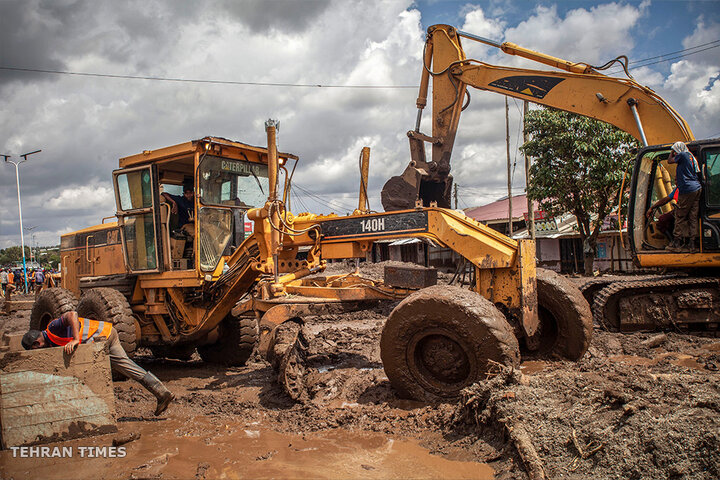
left=381, top=24, right=719, bottom=332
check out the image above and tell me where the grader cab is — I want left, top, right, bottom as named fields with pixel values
left=37, top=138, right=295, bottom=363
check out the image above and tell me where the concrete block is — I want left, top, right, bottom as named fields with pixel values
left=0, top=342, right=116, bottom=448
left=2, top=300, right=34, bottom=314
left=384, top=264, right=437, bottom=289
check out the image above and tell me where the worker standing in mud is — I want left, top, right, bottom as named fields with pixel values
left=21, top=311, right=174, bottom=416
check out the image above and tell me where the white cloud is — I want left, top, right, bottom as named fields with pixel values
left=499, top=4, right=645, bottom=66
left=661, top=18, right=720, bottom=139
left=47, top=185, right=115, bottom=211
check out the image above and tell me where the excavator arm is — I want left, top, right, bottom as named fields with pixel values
left=381, top=24, right=695, bottom=211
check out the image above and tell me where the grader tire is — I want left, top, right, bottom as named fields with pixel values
left=531, top=268, right=593, bottom=360
left=77, top=287, right=138, bottom=357
left=30, top=288, right=77, bottom=330
left=380, top=285, right=520, bottom=403
left=197, top=316, right=258, bottom=367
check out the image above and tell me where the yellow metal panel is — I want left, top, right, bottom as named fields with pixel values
left=518, top=239, right=539, bottom=337
left=321, top=242, right=365, bottom=259
left=428, top=210, right=517, bottom=268
left=636, top=253, right=720, bottom=268
left=457, top=65, right=693, bottom=145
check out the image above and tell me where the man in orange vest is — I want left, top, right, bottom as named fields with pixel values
left=22, top=311, right=173, bottom=415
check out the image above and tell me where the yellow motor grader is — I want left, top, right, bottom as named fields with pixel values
left=32, top=122, right=591, bottom=401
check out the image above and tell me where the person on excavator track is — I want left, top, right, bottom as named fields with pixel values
left=22, top=311, right=174, bottom=416
left=666, top=141, right=702, bottom=252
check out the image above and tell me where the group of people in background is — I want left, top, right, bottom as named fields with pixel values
left=1, top=267, right=53, bottom=298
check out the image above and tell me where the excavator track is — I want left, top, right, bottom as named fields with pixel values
left=579, top=275, right=666, bottom=307
left=592, top=277, right=720, bottom=332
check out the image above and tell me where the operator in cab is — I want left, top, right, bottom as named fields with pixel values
left=22, top=311, right=174, bottom=416
left=666, top=141, right=702, bottom=252
left=161, top=186, right=195, bottom=236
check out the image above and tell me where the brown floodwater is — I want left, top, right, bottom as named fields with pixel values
left=0, top=416, right=494, bottom=480
left=519, top=360, right=549, bottom=375
left=609, top=352, right=707, bottom=371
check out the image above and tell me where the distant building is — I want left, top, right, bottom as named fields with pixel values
left=464, top=194, right=634, bottom=273
left=368, top=194, right=634, bottom=274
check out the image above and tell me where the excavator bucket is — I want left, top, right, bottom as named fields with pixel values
left=381, top=162, right=453, bottom=211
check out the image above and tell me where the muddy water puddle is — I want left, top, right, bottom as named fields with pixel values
left=1, top=416, right=494, bottom=480
left=610, top=352, right=709, bottom=371
left=520, top=360, right=549, bottom=375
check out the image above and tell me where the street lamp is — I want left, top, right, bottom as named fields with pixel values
left=24, top=227, right=38, bottom=264
left=4, top=149, right=41, bottom=294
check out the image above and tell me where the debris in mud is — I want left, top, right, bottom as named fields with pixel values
left=195, top=462, right=210, bottom=480
left=112, top=432, right=141, bottom=447
left=642, top=333, right=668, bottom=348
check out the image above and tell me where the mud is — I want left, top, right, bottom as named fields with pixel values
left=2, top=273, right=719, bottom=479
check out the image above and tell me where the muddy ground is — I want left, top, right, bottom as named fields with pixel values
left=1, top=263, right=719, bottom=479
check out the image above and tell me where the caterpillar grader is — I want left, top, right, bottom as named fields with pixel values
left=381, top=24, right=720, bottom=333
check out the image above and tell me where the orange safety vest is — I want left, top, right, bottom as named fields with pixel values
left=44, top=317, right=113, bottom=346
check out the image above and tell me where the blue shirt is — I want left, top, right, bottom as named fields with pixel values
left=674, top=152, right=702, bottom=194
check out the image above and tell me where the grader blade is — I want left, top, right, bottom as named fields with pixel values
left=265, top=321, right=309, bottom=402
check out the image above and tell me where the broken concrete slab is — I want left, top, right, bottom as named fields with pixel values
left=0, top=342, right=116, bottom=448
left=0, top=333, right=23, bottom=353
left=2, top=300, right=34, bottom=314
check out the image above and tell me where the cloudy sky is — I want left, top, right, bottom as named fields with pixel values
left=1, top=0, right=718, bottom=248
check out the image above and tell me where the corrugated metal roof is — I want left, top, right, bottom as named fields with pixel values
left=464, top=194, right=539, bottom=223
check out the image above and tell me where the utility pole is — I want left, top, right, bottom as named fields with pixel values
left=506, top=97, right=513, bottom=237
left=4, top=150, right=41, bottom=294
left=453, top=184, right=458, bottom=210
left=524, top=101, right=535, bottom=239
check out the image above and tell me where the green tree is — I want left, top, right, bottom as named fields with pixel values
left=0, top=246, right=32, bottom=266
left=521, top=108, right=638, bottom=275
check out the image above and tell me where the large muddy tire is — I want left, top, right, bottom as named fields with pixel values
left=77, top=287, right=138, bottom=357
left=529, top=268, right=593, bottom=360
left=380, top=285, right=520, bottom=402
left=197, top=316, right=258, bottom=366
left=30, top=288, right=77, bottom=330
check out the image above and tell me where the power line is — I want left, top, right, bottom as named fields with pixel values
left=293, top=184, right=356, bottom=211
left=0, top=66, right=417, bottom=89
left=629, top=39, right=720, bottom=64
left=607, top=42, right=720, bottom=75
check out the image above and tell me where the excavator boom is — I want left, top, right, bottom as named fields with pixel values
left=381, top=24, right=694, bottom=211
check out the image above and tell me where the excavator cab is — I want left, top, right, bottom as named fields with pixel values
left=629, top=139, right=720, bottom=261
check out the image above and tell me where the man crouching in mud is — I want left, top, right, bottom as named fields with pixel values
left=22, top=311, right=174, bottom=416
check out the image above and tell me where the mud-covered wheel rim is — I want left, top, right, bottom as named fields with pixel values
left=381, top=285, right=519, bottom=402
left=407, top=327, right=475, bottom=392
